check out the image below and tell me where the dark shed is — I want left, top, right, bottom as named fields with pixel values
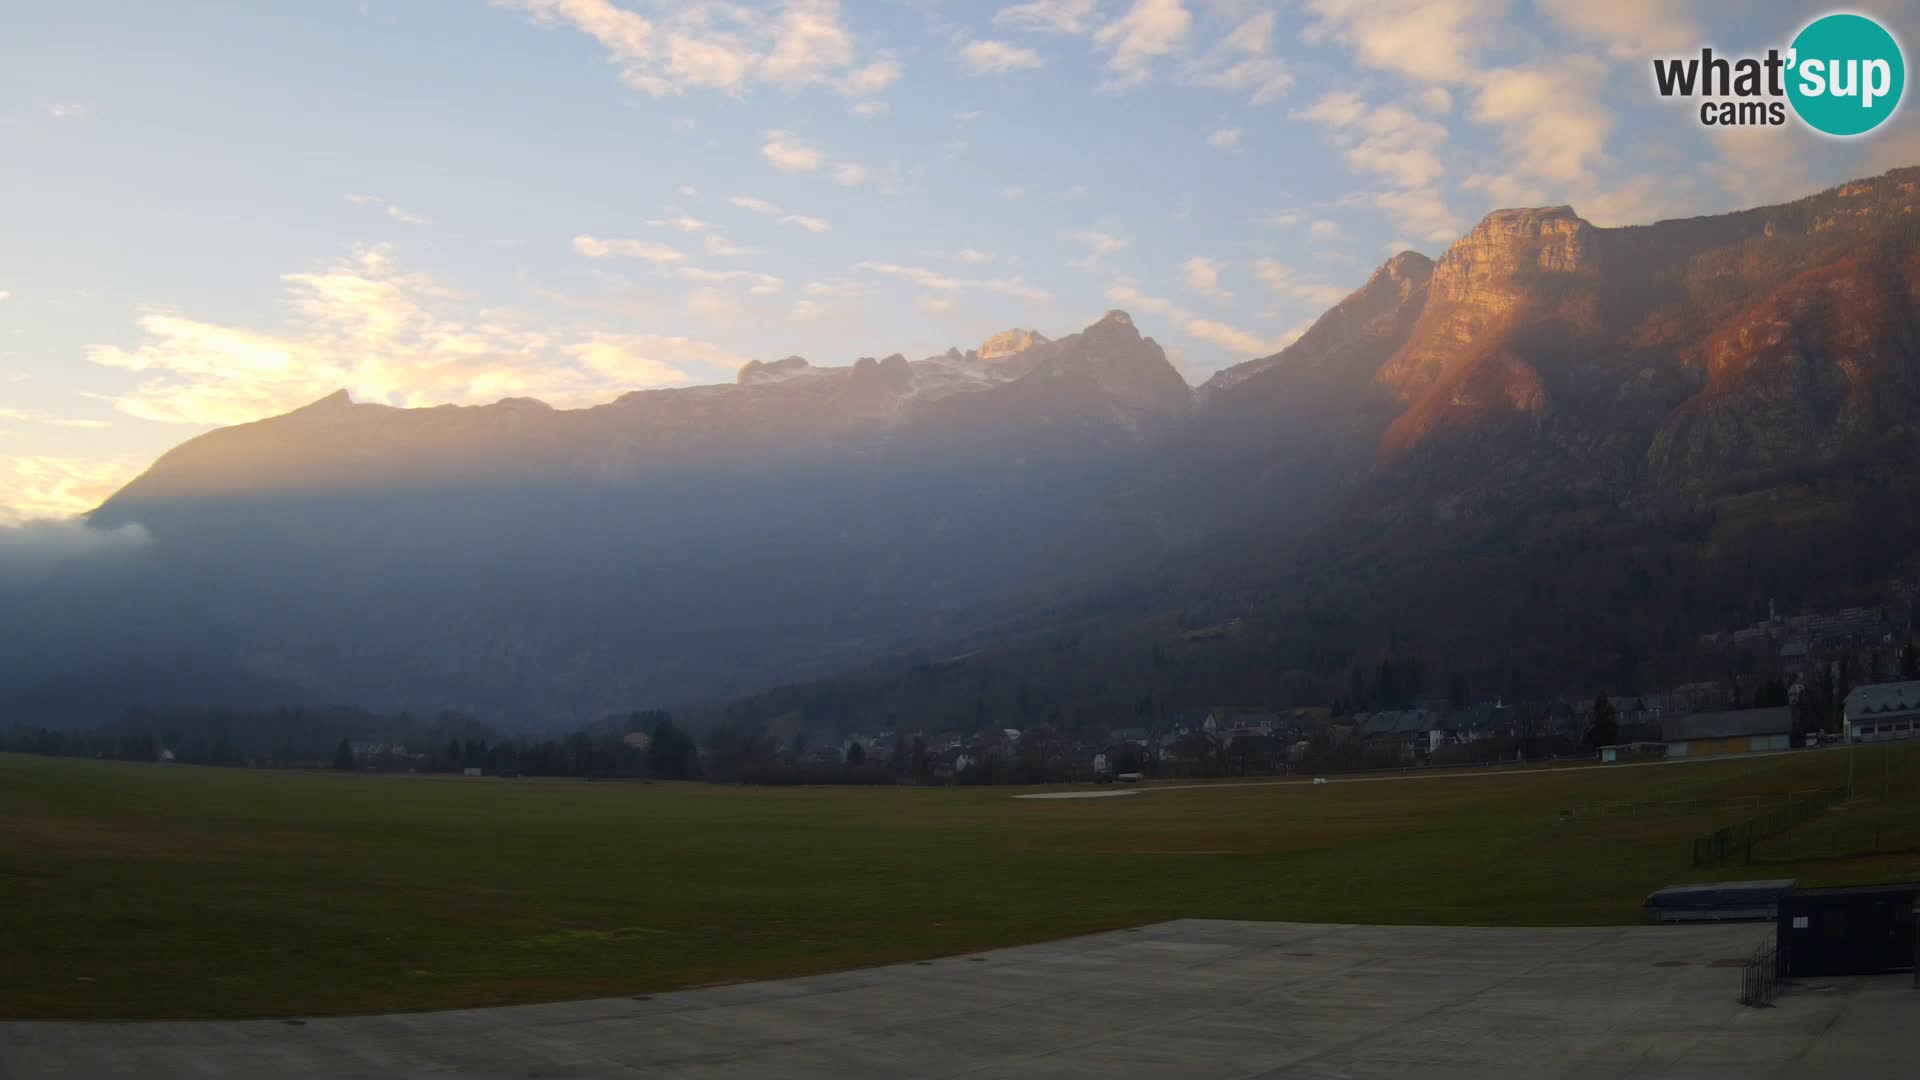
left=1644, top=880, right=1796, bottom=923
left=1776, top=882, right=1920, bottom=977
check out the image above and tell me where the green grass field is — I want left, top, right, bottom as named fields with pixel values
left=3, top=747, right=1918, bottom=1019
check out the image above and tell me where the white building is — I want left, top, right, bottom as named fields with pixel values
left=1843, top=680, right=1920, bottom=743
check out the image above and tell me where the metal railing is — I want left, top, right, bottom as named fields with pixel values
left=1738, top=942, right=1782, bottom=1007
left=1689, top=788, right=1845, bottom=867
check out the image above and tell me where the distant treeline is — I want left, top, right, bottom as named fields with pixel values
left=0, top=705, right=699, bottom=781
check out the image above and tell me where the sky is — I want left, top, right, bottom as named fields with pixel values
left=2, top=0, right=1916, bottom=523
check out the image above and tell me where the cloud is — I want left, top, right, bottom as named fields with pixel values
left=0, top=457, right=147, bottom=526
left=1364, top=188, right=1463, bottom=244
left=1207, top=127, right=1240, bottom=150
left=803, top=279, right=867, bottom=297
left=960, top=39, right=1046, bottom=74
left=1067, top=228, right=1129, bottom=271
left=1186, top=11, right=1292, bottom=104
left=999, top=184, right=1026, bottom=199
left=851, top=261, right=1051, bottom=301
left=1180, top=256, right=1228, bottom=299
left=1252, top=259, right=1352, bottom=306
left=84, top=245, right=747, bottom=425
left=685, top=287, right=745, bottom=323
left=1307, top=219, right=1343, bottom=241
left=44, top=101, right=87, bottom=120
left=678, top=267, right=784, bottom=294
left=762, top=129, right=824, bottom=172
left=848, top=100, right=887, bottom=118
left=0, top=517, right=149, bottom=581
left=836, top=57, right=901, bottom=96
left=1094, top=0, right=1192, bottom=89
left=346, top=193, right=431, bottom=226
left=728, top=195, right=831, bottom=232
left=946, top=248, right=997, bottom=264
left=993, top=0, right=1098, bottom=34
left=502, top=0, right=891, bottom=101
left=0, top=407, right=111, bottom=430
left=1183, top=319, right=1273, bottom=356
left=917, top=295, right=956, bottom=315
left=1700, top=125, right=1821, bottom=210
left=1470, top=58, right=1612, bottom=187
left=1536, top=0, right=1698, bottom=59
left=1297, top=93, right=1448, bottom=188
left=648, top=214, right=709, bottom=232
left=832, top=161, right=867, bottom=186
left=1303, top=0, right=1500, bottom=86
left=572, top=235, right=686, bottom=262
left=1106, top=280, right=1278, bottom=358
left=1251, top=210, right=1305, bottom=227
left=702, top=232, right=757, bottom=256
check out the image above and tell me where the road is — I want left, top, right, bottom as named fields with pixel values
left=4, top=920, right=1913, bottom=1078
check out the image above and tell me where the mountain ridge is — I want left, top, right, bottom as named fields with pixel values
left=14, top=166, right=1920, bottom=726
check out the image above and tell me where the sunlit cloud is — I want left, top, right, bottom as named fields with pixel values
left=501, top=0, right=896, bottom=102
left=346, top=193, right=431, bottom=226
left=573, top=236, right=686, bottom=262
left=84, top=245, right=747, bottom=425
left=0, top=456, right=146, bottom=524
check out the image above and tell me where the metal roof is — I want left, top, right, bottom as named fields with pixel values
left=1844, top=680, right=1920, bottom=718
left=1661, top=706, right=1792, bottom=742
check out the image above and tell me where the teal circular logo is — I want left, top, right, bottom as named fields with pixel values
left=1788, top=13, right=1905, bottom=136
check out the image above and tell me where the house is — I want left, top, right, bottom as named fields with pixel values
left=1842, top=680, right=1920, bottom=744
left=1206, top=707, right=1278, bottom=737
left=1661, top=707, right=1792, bottom=758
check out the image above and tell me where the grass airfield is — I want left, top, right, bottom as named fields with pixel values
left=2, top=746, right=1916, bottom=1019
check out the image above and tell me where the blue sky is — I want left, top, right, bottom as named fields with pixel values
left=1, top=0, right=1915, bottom=521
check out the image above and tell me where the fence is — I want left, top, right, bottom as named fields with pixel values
left=1689, top=788, right=1845, bottom=867
left=1739, top=942, right=1783, bottom=1007
left=1573, top=789, right=1834, bottom=822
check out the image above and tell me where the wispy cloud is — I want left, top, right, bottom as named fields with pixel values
left=678, top=266, right=785, bottom=294
left=1106, top=279, right=1278, bottom=357
left=84, top=245, right=747, bottom=425
left=0, top=458, right=146, bottom=525
left=1093, top=0, right=1191, bottom=90
left=0, top=407, right=112, bottom=430
left=958, top=39, right=1045, bottom=75
left=762, top=129, right=824, bottom=172
left=572, top=236, right=686, bottom=262
left=347, top=193, right=431, bottom=225
left=1180, top=256, right=1229, bottom=300
left=851, top=261, right=1050, bottom=301
left=1067, top=228, right=1129, bottom=271
left=501, top=0, right=897, bottom=102
left=729, top=194, right=831, bottom=232
left=1252, top=258, right=1352, bottom=306
left=993, top=0, right=1098, bottom=34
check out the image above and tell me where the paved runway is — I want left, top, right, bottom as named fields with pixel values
left=4, top=920, right=1915, bottom=1078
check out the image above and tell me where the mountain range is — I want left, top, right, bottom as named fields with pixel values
left=8, top=167, right=1920, bottom=728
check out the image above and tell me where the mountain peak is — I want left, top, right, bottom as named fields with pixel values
left=1096, top=309, right=1135, bottom=329
left=737, top=355, right=811, bottom=385
left=978, top=328, right=1048, bottom=360
left=297, top=389, right=354, bottom=411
